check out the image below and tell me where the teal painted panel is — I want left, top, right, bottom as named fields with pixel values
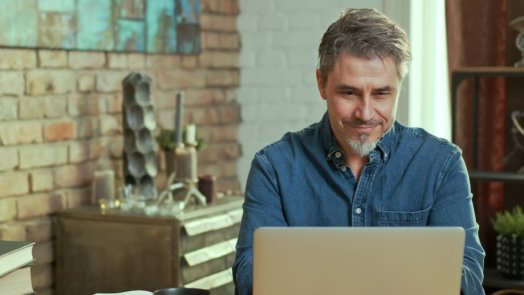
left=38, top=0, right=75, bottom=12
left=177, top=0, right=201, bottom=24
left=77, top=0, right=114, bottom=51
left=176, top=0, right=201, bottom=53
left=146, top=0, right=176, bottom=53
left=0, top=0, right=200, bottom=53
left=115, top=0, right=145, bottom=19
left=116, top=19, right=145, bottom=51
left=0, top=0, right=38, bottom=47
left=38, top=12, right=76, bottom=49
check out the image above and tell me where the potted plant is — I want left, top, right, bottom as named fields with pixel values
left=492, top=206, right=524, bottom=279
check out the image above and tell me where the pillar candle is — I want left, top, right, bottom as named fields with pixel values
left=92, top=170, right=115, bottom=205
left=175, top=146, right=198, bottom=182
left=186, top=124, right=196, bottom=145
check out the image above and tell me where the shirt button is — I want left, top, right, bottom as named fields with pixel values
left=341, top=166, right=347, bottom=171
left=355, top=208, right=362, bottom=215
left=335, top=151, right=342, bottom=158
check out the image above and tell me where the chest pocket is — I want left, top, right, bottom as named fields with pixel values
left=376, top=207, right=431, bottom=226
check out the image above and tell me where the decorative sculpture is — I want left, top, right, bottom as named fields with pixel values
left=122, top=73, right=158, bottom=200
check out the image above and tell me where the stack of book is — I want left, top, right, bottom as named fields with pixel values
left=0, top=240, right=35, bottom=295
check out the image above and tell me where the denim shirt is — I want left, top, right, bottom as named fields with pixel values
left=233, top=113, right=485, bottom=295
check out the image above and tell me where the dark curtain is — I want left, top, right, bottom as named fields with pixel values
left=446, top=0, right=507, bottom=266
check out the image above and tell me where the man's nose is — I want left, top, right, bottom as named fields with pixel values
left=355, top=96, right=373, bottom=121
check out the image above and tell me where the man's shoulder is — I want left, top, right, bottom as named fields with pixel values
left=256, top=122, right=321, bottom=156
left=395, top=123, right=460, bottom=154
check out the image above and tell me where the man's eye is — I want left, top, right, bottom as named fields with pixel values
left=375, top=91, right=391, bottom=97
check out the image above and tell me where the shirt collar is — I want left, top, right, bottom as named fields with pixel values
left=320, top=112, right=398, bottom=167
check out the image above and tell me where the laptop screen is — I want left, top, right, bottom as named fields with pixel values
left=253, top=227, right=465, bottom=295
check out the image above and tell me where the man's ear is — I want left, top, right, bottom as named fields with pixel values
left=316, top=69, right=327, bottom=100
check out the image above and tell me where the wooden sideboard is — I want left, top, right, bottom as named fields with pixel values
left=54, top=197, right=244, bottom=295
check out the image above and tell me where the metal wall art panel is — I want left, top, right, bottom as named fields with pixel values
left=0, top=0, right=201, bottom=53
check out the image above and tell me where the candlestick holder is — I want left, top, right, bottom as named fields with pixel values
left=172, top=142, right=206, bottom=208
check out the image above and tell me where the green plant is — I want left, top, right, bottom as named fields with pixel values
left=492, top=206, right=524, bottom=238
left=155, top=127, right=206, bottom=151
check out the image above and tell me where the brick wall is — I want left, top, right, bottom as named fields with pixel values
left=0, top=1, right=240, bottom=293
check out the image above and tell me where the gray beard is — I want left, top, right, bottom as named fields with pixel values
left=346, top=133, right=378, bottom=157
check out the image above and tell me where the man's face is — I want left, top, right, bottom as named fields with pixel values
left=316, top=53, right=400, bottom=156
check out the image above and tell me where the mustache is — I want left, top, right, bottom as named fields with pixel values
left=342, top=118, right=383, bottom=126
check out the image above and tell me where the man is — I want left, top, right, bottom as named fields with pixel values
left=233, top=8, right=485, bottom=295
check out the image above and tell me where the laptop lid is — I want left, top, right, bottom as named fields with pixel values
left=253, top=227, right=465, bottom=295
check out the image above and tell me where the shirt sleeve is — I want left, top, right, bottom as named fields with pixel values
left=429, top=148, right=486, bottom=295
left=233, top=152, right=288, bottom=295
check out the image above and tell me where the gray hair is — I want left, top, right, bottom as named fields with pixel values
left=318, top=8, right=411, bottom=84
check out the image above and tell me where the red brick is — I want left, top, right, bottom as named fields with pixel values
left=38, top=50, right=68, bottom=68
left=26, top=70, right=76, bottom=96
left=0, top=147, right=18, bottom=171
left=17, top=192, right=66, bottom=219
left=0, top=223, right=26, bottom=240
left=106, top=93, right=123, bottom=114
left=54, top=163, right=94, bottom=188
left=209, top=125, right=238, bottom=142
left=30, top=170, right=54, bottom=192
left=200, top=51, right=238, bottom=68
left=78, top=74, right=96, bottom=92
left=0, top=122, right=43, bottom=145
left=44, top=96, right=67, bottom=118
left=200, top=15, right=237, bottom=32
left=44, top=120, right=76, bottom=141
left=199, top=143, right=241, bottom=164
left=188, top=107, right=220, bottom=125
left=0, top=198, right=17, bottom=222
left=0, top=98, right=17, bottom=120
left=76, top=117, right=99, bottom=139
left=96, top=71, right=127, bottom=93
left=127, top=53, right=146, bottom=69
left=25, top=217, right=53, bottom=242
left=0, top=172, right=29, bottom=197
left=99, top=115, right=121, bottom=136
left=69, top=51, right=106, bottom=69
left=217, top=103, right=240, bottom=124
left=19, top=144, right=68, bottom=169
left=182, top=56, right=198, bottom=69
left=69, top=141, right=89, bottom=163
left=156, top=69, right=206, bottom=90
left=108, top=52, right=128, bottom=69
left=202, top=32, right=240, bottom=50
left=206, top=69, right=239, bottom=87
left=220, top=33, right=240, bottom=50
left=0, top=72, right=25, bottom=96
left=184, top=89, right=223, bottom=107
left=202, top=32, right=220, bottom=50
left=68, top=94, right=106, bottom=116
left=19, top=97, right=45, bottom=119
left=222, top=89, right=237, bottom=104
left=147, top=55, right=181, bottom=69
left=202, top=0, right=239, bottom=15
left=0, top=49, right=37, bottom=69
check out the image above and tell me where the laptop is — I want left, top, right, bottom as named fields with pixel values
left=253, top=227, right=465, bottom=295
